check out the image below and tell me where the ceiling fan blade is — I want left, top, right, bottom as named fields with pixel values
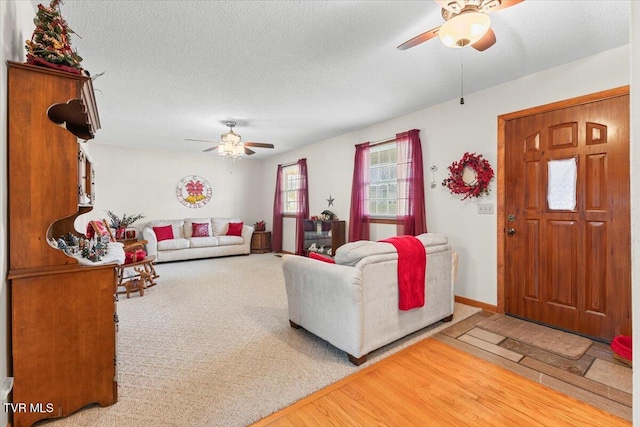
left=397, top=26, right=441, bottom=50
left=244, top=142, right=274, bottom=149
left=484, top=0, right=524, bottom=13
left=244, top=147, right=256, bottom=155
left=185, top=138, right=216, bottom=143
left=472, top=28, right=496, bottom=51
left=203, top=146, right=219, bottom=152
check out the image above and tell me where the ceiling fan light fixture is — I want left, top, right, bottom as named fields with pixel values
left=217, top=141, right=245, bottom=160
left=221, top=130, right=241, bottom=144
left=439, top=11, right=490, bottom=48
left=220, top=120, right=242, bottom=145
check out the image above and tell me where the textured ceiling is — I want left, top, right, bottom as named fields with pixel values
left=37, top=0, right=630, bottom=158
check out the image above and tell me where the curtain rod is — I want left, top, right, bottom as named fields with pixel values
left=279, top=159, right=303, bottom=168
left=370, top=137, right=395, bottom=146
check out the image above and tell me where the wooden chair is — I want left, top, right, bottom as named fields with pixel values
left=94, top=219, right=160, bottom=295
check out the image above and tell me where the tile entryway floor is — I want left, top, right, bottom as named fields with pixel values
left=434, top=311, right=632, bottom=422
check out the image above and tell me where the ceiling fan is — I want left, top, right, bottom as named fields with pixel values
left=397, top=0, right=523, bottom=51
left=185, top=121, right=274, bottom=158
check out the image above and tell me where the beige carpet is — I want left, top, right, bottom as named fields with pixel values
left=477, top=313, right=592, bottom=360
left=41, top=254, right=480, bottom=427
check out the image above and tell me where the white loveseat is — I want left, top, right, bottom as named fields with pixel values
left=282, top=233, right=455, bottom=365
left=142, top=217, right=253, bottom=263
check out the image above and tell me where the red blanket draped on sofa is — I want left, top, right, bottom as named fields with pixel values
left=379, top=236, right=426, bottom=310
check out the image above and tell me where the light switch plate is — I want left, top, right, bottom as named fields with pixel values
left=477, top=203, right=494, bottom=214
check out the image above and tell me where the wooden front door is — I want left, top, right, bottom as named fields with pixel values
left=503, top=91, right=630, bottom=341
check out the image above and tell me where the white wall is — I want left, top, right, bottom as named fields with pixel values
left=80, top=143, right=264, bottom=232
left=1, top=2, right=36, bottom=424
left=630, top=2, right=639, bottom=424
left=260, top=45, right=630, bottom=306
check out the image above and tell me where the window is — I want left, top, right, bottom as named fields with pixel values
left=273, top=159, right=309, bottom=254
left=368, top=142, right=398, bottom=218
left=283, top=164, right=303, bottom=215
left=349, top=129, right=426, bottom=241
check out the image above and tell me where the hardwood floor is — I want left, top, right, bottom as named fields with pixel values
left=252, top=339, right=630, bottom=426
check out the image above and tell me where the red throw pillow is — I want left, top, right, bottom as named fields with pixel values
left=192, top=222, right=210, bottom=237
left=309, top=252, right=335, bottom=264
left=227, top=222, right=243, bottom=236
left=153, top=225, right=174, bottom=242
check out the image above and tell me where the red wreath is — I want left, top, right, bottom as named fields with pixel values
left=442, top=152, right=494, bottom=200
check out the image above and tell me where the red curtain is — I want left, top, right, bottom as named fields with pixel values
left=272, top=165, right=285, bottom=253
left=295, top=159, right=309, bottom=255
left=396, top=129, right=427, bottom=236
left=348, top=142, right=370, bottom=242
left=272, top=159, right=309, bottom=254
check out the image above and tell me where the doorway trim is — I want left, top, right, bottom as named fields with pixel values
left=496, top=85, right=630, bottom=313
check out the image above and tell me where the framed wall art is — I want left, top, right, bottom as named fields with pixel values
left=176, top=175, right=213, bottom=208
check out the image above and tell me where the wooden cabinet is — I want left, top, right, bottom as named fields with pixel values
left=7, top=61, right=117, bottom=427
left=251, top=231, right=272, bottom=253
left=303, top=220, right=346, bottom=256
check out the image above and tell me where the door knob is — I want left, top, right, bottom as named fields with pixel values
left=507, top=228, right=516, bottom=235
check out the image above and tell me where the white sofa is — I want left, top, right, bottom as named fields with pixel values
left=282, top=233, right=455, bottom=365
left=142, top=217, right=253, bottom=263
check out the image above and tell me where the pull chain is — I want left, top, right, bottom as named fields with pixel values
left=460, top=61, right=465, bottom=105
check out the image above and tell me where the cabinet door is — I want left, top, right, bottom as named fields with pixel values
left=11, top=266, right=117, bottom=427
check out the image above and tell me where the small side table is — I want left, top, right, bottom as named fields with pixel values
left=251, top=231, right=272, bottom=253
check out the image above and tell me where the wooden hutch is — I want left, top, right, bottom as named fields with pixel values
left=303, top=220, right=346, bottom=256
left=7, top=61, right=117, bottom=426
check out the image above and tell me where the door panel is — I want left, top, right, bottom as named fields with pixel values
left=504, top=94, right=630, bottom=340
left=585, top=154, right=606, bottom=210
left=546, top=219, right=578, bottom=308
left=524, top=220, right=540, bottom=301
left=585, top=221, right=606, bottom=313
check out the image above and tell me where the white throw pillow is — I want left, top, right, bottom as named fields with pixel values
left=212, top=217, right=242, bottom=236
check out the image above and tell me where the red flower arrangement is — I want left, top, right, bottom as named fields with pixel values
left=442, top=152, right=494, bottom=200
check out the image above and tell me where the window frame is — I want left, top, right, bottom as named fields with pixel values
left=282, top=164, right=302, bottom=216
left=367, top=139, right=400, bottom=223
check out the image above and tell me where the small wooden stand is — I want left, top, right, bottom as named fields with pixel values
left=251, top=231, right=272, bottom=253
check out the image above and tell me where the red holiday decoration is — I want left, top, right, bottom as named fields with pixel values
left=442, top=152, right=494, bottom=200
left=25, top=0, right=83, bottom=74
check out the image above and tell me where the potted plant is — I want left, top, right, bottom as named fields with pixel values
left=106, top=211, right=146, bottom=239
left=254, top=220, right=267, bottom=232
